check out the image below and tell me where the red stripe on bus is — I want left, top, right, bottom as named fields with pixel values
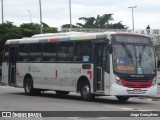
left=49, top=38, right=60, bottom=42
left=116, top=32, right=144, bottom=36
left=16, top=69, right=20, bottom=76
left=56, top=69, right=58, bottom=78
left=121, top=80, right=152, bottom=88
left=87, top=70, right=92, bottom=80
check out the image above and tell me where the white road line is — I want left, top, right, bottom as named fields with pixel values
left=104, top=105, right=134, bottom=111
left=0, top=86, right=18, bottom=89
left=104, top=105, right=156, bottom=111
left=34, top=118, right=43, bottom=120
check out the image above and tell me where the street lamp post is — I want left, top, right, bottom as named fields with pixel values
left=1, top=0, right=4, bottom=23
left=69, top=0, right=72, bottom=31
left=28, top=10, right=32, bottom=23
left=128, top=6, right=137, bottom=33
left=39, top=0, right=43, bottom=34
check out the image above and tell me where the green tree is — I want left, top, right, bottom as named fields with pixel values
left=0, top=21, right=22, bottom=63
left=76, top=13, right=127, bottom=29
left=20, top=22, right=58, bottom=37
left=108, top=21, right=128, bottom=29
left=61, top=24, right=79, bottom=28
left=20, top=23, right=40, bottom=37
left=0, top=22, right=58, bottom=63
left=95, top=14, right=114, bottom=28
left=42, top=22, right=58, bottom=33
left=77, top=17, right=95, bottom=28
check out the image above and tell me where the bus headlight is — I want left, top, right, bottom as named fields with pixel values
left=152, top=77, right=157, bottom=86
left=114, top=75, right=122, bottom=86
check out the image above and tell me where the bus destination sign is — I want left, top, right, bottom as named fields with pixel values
left=114, top=35, right=151, bottom=44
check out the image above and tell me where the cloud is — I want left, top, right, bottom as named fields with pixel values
left=1, top=0, right=159, bottom=29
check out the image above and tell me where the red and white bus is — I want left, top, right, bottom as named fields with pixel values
left=1, top=32, right=157, bottom=101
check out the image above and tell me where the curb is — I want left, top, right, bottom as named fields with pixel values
left=138, top=96, right=160, bottom=101
left=0, top=82, right=6, bottom=86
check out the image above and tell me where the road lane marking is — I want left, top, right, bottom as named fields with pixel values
left=0, top=86, right=14, bottom=88
left=35, top=118, right=43, bottom=120
left=104, top=105, right=157, bottom=111
left=104, top=105, right=137, bottom=111
left=0, top=86, right=22, bottom=89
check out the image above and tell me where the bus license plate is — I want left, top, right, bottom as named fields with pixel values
left=133, top=89, right=142, bottom=93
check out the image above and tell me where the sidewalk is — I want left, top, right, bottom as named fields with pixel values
left=140, top=95, right=160, bottom=101
left=139, top=84, right=160, bottom=101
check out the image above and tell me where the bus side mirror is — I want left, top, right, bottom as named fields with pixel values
left=108, top=44, right=112, bottom=54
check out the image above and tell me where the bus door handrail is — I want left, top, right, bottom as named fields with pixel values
left=97, top=67, right=103, bottom=91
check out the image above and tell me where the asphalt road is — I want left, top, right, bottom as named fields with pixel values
left=0, top=86, right=160, bottom=120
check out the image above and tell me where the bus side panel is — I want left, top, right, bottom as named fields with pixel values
left=1, top=62, right=9, bottom=85
left=16, top=63, right=28, bottom=87
left=16, top=62, right=94, bottom=92
left=56, top=63, right=81, bottom=92
left=31, top=63, right=57, bottom=90
left=104, top=54, right=113, bottom=95
left=104, top=72, right=110, bottom=95
left=56, top=63, right=94, bottom=92
left=17, top=63, right=57, bottom=90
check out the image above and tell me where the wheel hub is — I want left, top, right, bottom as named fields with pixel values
left=83, top=85, right=90, bottom=98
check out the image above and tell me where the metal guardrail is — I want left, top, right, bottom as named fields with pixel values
left=61, top=28, right=160, bottom=35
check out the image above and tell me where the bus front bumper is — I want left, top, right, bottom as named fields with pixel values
left=110, top=83, right=157, bottom=96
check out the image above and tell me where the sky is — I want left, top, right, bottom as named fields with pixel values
left=1, top=0, right=160, bottom=29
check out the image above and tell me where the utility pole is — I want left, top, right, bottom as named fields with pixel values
left=69, top=0, right=72, bottom=31
left=1, top=0, right=4, bottom=23
left=28, top=10, right=32, bottom=23
left=128, top=6, right=137, bottom=33
left=39, top=0, right=43, bottom=34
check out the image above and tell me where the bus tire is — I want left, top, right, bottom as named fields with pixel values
left=24, top=77, right=35, bottom=95
left=116, top=96, right=129, bottom=102
left=80, top=81, right=95, bottom=101
left=55, top=90, right=69, bottom=95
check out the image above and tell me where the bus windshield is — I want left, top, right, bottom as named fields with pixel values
left=113, top=44, right=156, bottom=74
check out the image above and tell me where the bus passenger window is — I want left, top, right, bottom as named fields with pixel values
left=43, top=43, right=57, bottom=62
left=58, top=42, right=73, bottom=62
left=18, top=44, right=29, bottom=62
left=74, top=41, right=91, bottom=62
left=29, top=44, right=42, bottom=62
left=4, top=45, right=9, bottom=62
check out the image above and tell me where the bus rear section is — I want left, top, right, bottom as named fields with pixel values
left=2, top=43, right=20, bottom=86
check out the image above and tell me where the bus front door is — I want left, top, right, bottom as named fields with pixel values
left=94, top=43, right=106, bottom=93
left=93, top=42, right=109, bottom=94
left=8, top=47, right=18, bottom=86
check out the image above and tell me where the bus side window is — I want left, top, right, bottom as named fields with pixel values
left=42, top=43, right=57, bottom=62
left=18, top=44, right=29, bottom=62
left=106, top=45, right=110, bottom=72
left=28, top=43, right=42, bottom=62
left=74, top=41, right=91, bottom=62
left=58, top=42, right=74, bottom=62
left=4, top=45, right=9, bottom=62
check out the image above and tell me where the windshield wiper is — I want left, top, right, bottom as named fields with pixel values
left=138, top=45, right=145, bottom=66
left=122, top=43, right=133, bottom=65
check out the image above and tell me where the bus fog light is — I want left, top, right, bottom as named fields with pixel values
left=152, top=77, right=157, bottom=86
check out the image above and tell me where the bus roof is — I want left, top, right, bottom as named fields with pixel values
left=5, top=32, right=149, bottom=45
left=31, top=32, right=86, bottom=38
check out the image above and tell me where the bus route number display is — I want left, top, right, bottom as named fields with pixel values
left=115, top=35, right=151, bottom=44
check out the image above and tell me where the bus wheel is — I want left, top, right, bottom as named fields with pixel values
left=80, top=81, right=95, bottom=101
left=24, top=77, right=35, bottom=95
left=55, top=90, right=69, bottom=95
left=116, top=96, right=129, bottom=102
